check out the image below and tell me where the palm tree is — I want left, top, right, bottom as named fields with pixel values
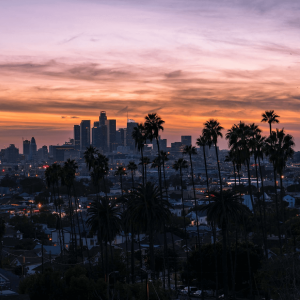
left=203, top=119, right=224, bottom=193
left=61, top=159, right=79, bottom=257
left=203, top=119, right=231, bottom=297
left=132, top=123, right=147, bottom=186
left=265, top=129, right=295, bottom=253
left=226, top=122, right=255, bottom=210
left=261, top=110, right=280, bottom=136
left=199, top=190, right=251, bottom=298
left=86, top=197, right=122, bottom=275
left=173, top=158, right=191, bottom=294
left=127, top=182, right=171, bottom=279
left=196, top=134, right=219, bottom=296
left=183, top=145, right=205, bottom=298
left=84, top=145, right=98, bottom=170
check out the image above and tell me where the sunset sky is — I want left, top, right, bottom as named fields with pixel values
left=1, top=0, right=300, bottom=151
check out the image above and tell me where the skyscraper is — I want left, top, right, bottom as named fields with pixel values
left=116, top=128, right=126, bottom=146
left=126, top=119, right=138, bottom=151
left=105, top=119, right=117, bottom=152
left=5, top=144, right=19, bottom=163
left=92, top=124, right=108, bottom=152
left=30, top=137, right=37, bottom=158
left=181, top=136, right=192, bottom=146
left=74, top=125, right=80, bottom=150
left=23, top=140, right=30, bottom=157
left=80, top=120, right=91, bottom=151
left=99, top=111, right=107, bottom=126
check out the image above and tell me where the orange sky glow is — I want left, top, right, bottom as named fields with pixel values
left=1, top=0, right=300, bottom=150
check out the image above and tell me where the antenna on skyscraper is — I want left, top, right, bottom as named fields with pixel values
left=127, top=107, right=128, bottom=122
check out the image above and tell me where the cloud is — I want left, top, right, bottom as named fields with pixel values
left=164, top=70, right=182, bottom=78
left=59, top=33, right=82, bottom=44
left=70, top=116, right=79, bottom=118
left=117, top=106, right=128, bottom=114
left=61, top=116, right=66, bottom=118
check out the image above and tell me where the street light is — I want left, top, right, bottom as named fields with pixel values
left=107, top=271, right=119, bottom=300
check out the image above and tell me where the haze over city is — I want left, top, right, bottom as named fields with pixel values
left=1, top=0, right=300, bottom=150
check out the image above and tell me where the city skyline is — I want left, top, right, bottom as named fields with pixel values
left=1, top=0, right=300, bottom=150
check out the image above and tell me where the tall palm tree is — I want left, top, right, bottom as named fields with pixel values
left=254, top=134, right=268, bottom=257
left=61, top=159, right=78, bottom=252
left=145, top=113, right=165, bottom=190
left=199, top=190, right=251, bottom=298
left=183, top=145, right=204, bottom=298
left=127, top=182, right=171, bottom=279
left=261, top=110, right=280, bottom=136
left=196, top=134, right=219, bottom=296
left=265, top=129, right=295, bottom=253
left=86, top=197, right=122, bottom=275
left=203, top=119, right=230, bottom=297
left=203, top=119, right=224, bottom=193
left=173, top=158, right=191, bottom=294
left=132, top=123, right=147, bottom=186
left=226, top=122, right=255, bottom=210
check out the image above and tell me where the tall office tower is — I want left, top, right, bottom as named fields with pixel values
left=181, top=136, right=192, bottom=146
left=105, top=119, right=117, bottom=152
left=152, top=136, right=167, bottom=152
left=23, top=140, right=30, bottom=156
left=92, top=125, right=108, bottom=152
left=126, top=119, right=138, bottom=151
left=74, top=125, right=80, bottom=150
left=116, top=128, right=126, bottom=146
left=5, top=144, right=19, bottom=163
left=42, top=145, right=48, bottom=160
left=94, top=121, right=100, bottom=127
left=30, top=137, right=37, bottom=157
left=80, top=120, right=91, bottom=151
left=99, top=111, right=107, bottom=126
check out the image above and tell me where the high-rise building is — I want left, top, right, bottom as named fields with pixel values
left=105, top=119, right=117, bottom=152
left=116, top=128, right=126, bottom=146
left=153, top=137, right=167, bottom=152
left=99, top=111, right=107, bottom=126
left=30, top=137, right=37, bottom=158
left=126, top=119, right=138, bottom=151
left=23, top=140, right=30, bottom=157
left=80, top=120, right=91, bottom=151
left=5, top=144, right=19, bottom=163
left=181, top=136, right=192, bottom=146
left=94, top=121, right=100, bottom=127
left=74, top=125, right=80, bottom=150
left=92, top=125, right=108, bottom=152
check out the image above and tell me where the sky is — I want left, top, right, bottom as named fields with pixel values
left=1, top=0, right=300, bottom=151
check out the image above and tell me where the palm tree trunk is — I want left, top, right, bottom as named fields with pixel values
left=141, top=149, right=145, bottom=187
left=258, top=156, right=268, bottom=258
left=246, top=159, right=255, bottom=210
left=189, top=153, right=204, bottom=299
left=279, top=174, right=288, bottom=246
left=272, top=163, right=283, bottom=254
left=131, top=224, right=135, bottom=283
left=162, top=160, right=174, bottom=290
left=254, top=158, right=267, bottom=258
left=180, top=167, right=190, bottom=296
left=214, top=143, right=228, bottom=299
left=103, top=177, right=115, bottom=272
left=203, top=145, right=218, bottom=296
